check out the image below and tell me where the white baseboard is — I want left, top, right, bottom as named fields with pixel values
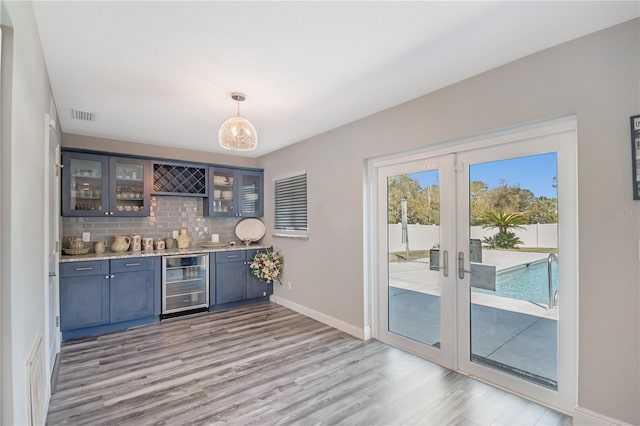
left=271, top=295, right=365, bottom=340
left=573, top=407, right=632, bottom=425
left=363, top=326, right=372, bottom=341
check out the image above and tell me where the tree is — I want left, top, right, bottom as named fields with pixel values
left=387, top=175, right=427, bottom=224
left=481, top=211, right=527, bottom=249
left=524, top=197, right=558, bottom=223
left=481, top=211, right=528, bottom=233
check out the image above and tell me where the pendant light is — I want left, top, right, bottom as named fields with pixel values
left=218, top=92, right=257, bottom=151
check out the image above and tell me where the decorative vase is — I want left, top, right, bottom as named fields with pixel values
left=177, top=228, right=190, bottom=249
left=164, top=237, right=175, bottom=249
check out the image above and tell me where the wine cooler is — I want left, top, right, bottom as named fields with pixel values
left=162, top=254, right=209, bottom=318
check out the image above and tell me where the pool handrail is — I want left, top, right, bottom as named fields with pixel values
left=547, top=253, right=558, bottom=308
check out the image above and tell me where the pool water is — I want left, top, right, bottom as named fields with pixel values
left=473, top=260, right=559, bottom=306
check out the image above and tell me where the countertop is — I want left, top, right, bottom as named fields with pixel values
left=59, top=243, right=272, bottom=263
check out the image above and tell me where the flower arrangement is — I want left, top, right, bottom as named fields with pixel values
left=250, top=250, right=284, bottom=284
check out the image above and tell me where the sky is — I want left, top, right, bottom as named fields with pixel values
left=410, top=152, right=558, bottom=198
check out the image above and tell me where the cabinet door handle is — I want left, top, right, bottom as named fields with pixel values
left=75, top=267, right=93, bottom=271
left=110, top=274, right=115, bottom=278
left=104, top=212, right=109, bottom=216
left=105, top=275, right=110, bottom=279
left=125, top=262, right=141, bottom=267
left=226, top=255, right=238, bottom=258
left=109, top=212, right=114, bottom=216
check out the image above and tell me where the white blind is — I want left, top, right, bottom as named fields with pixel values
left=274, top=172, right=307, bottom=231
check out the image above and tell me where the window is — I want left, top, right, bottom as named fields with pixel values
left=274, top=171, right=308, bottom=239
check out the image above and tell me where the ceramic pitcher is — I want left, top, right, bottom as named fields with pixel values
left=111, top=235, right=131, bottom=253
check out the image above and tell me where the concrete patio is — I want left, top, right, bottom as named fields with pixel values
left=388, top=249, right=558, bottom=387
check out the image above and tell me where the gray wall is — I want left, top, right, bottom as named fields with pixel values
left=0, top=2, right=60, bottom=424
left=62, top=133, right=259, bottom=169
left=258, top=19, right=640, bottom=424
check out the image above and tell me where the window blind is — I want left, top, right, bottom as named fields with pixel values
left=274, top=172, right=307, bottom=231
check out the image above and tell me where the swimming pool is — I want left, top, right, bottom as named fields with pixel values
left=473, top=260, right=559, bottom=306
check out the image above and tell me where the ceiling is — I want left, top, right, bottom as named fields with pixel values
left=32, top=1, right=639, bottom=158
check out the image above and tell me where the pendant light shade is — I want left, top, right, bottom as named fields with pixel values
left=218, top=92, right=257, bottom=151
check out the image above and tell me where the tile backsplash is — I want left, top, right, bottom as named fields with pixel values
left=62, top=196, right=245, bottom=249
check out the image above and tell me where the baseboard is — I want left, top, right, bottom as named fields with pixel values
left=363, top=325, right=372, bottom=341
left=271, top=295, right=365, bottom=340
left=573, top=406, right=633, bottom=425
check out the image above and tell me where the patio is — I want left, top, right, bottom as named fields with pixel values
left=388, top=250, right=558, bottom=387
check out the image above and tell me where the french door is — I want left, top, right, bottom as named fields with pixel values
left=374, top=124, right=577, bottom=413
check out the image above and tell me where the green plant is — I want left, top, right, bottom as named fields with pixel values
left=480, top=211, right=527, bottom=233
left=483, top=231, right=523, bottom=249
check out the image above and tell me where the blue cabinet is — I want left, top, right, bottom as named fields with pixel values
left=205, top=167, right=264, bottom=218
left=60, top=274, right=110, bottom=331
left=210, top=249, right=273, bottom=310
left=59, top=257, right=159, bottom=339
left=62, top=151, right=151, bottom=217
left=214, top=251, right=247, bottom=304
left=109, top=258, right=156, bottom=323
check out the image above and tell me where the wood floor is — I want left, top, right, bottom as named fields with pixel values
left=47, top=302, right=572, bottom=425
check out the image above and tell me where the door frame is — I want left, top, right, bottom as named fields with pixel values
left=365, top=115, right=578, bottom=414
left=374, top=153, right=457, bottom=368
left=43, top=110, right=61, bottom=395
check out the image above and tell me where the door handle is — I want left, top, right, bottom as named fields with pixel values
left=458, top=251, right=472, bottom=279
left=432, top=250, right=448, bottom=277
left=48, top=272, right=56, bottom=277
left=125, top=263, right=141, bottom=267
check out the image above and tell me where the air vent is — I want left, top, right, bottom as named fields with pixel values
left=71, top=109, right=96, bottom=122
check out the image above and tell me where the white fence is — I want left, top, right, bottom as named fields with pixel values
left=388, top=223, right=557, bottom=252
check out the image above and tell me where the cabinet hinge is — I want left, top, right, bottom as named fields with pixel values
left=55, top=316, right=59, bottom=327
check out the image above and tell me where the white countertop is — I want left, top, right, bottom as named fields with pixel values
left=59, top=243, right=272, bottom=263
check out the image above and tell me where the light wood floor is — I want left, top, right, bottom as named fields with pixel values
left=47, top=302, right=572, bottom=425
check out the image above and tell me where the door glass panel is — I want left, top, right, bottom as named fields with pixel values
left=240, top=174, right=261, bottom=215
left=212, top=170, right=235, bottom=213
left=468, top=152, right=558, bottom=389
left=114, top=162, right=145, bottom=213
left=70, top=158, right=104, bottom=212
left=387, top=171, right=441, bottom=347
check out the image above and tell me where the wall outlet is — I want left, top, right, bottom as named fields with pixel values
left=287, top=281, right=292, bottom=290
left=82, top=232, right=90, bottom=242
left=172, top=230, right=179, bottom=239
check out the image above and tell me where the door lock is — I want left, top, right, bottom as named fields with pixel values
left=458, top=251, right=472, bottom=279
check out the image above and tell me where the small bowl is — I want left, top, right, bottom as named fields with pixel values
left=214, top=189, right=222, bottom=199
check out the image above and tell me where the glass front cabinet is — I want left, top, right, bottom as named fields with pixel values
left=206, top=167, right=263, bottom=218
left=62, top=151, right=150, bottom=217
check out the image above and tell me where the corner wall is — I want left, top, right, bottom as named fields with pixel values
left=0, top=2, right=56, bottom=424
left=258, top=19, right=640, bottom=424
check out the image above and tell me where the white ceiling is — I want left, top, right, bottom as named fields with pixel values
left=32, top=1, right=639, bottom=158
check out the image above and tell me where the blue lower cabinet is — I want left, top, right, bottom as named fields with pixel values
left=60, top=275, right=110, bottom=330
left=60, top=257, right=160, bottom=339
left=110, top=270, right=154, bottom=323
left=210, top=249, right=273, bottom=310
left=216, top=261, right=247, bottom=304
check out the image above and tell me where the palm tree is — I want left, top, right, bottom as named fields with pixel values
left=480, top=211, right=527, bottom=249
left=480, top=211, right=527, bottom=234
